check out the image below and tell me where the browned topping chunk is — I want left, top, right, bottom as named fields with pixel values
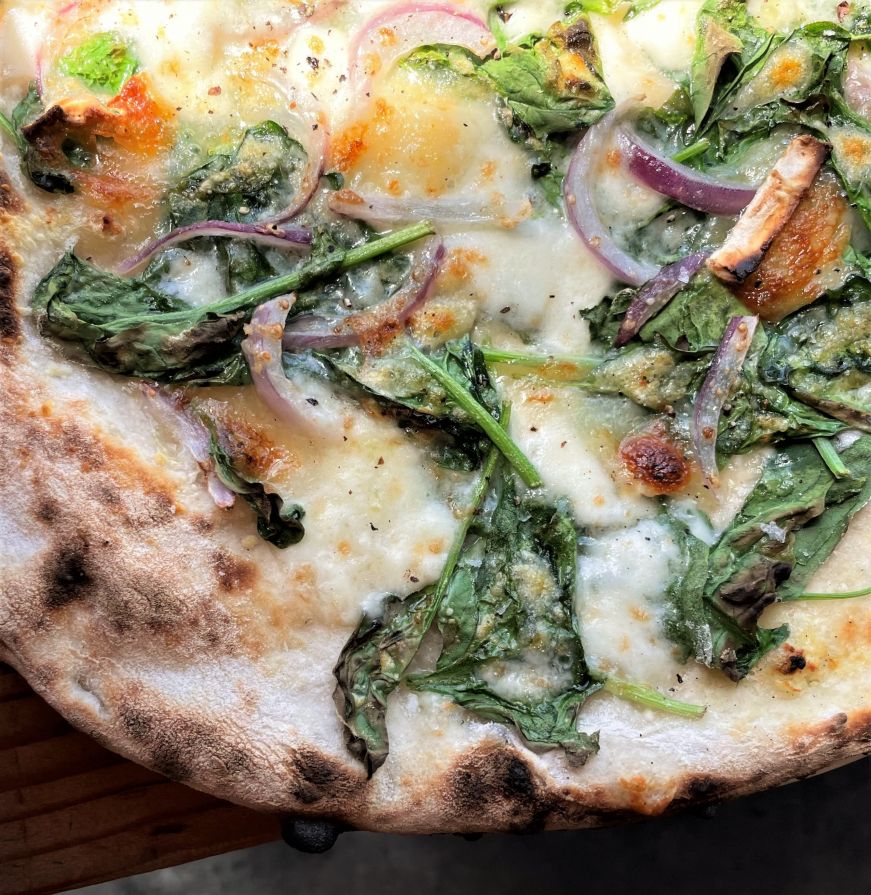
left=707, top=135, right=829, bottom=285
left=618, top=424, right=691, bottom=495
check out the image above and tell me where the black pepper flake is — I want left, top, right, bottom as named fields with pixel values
left=676, top=674, right=684, bottom=684
left=377, top=456, right=385, bottom=466
left=307, top=56, right=320, bottom=70
left=306, top=398, right=319, bottom=406
left=410, top=575, right=419, bottom=583
left=500, top=306, right=511, bottom=314
left=530, top=426, right=538, bottom=432
left=370, top=522, right=379, bottom=531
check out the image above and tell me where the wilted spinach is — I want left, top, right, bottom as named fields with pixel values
left=33, top=223, right=433, bottom=384
left=665, top=435, right=871, bottom=679
left=334, top=448, right=600, bottom=775
left=202, top=414, right=305, bottom=548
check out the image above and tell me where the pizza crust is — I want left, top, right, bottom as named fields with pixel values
left=4, top=2, right=871, bottom=834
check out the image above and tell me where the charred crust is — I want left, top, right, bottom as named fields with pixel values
left=121, top=701, right=252, bottom=784
left=446, top=746, right=553, bottom=831
left=0, top=243, right=21, bottom=348
left=286, top=747, right=361, bottom=806
left=212, top=549, right=258, bottom=593
left=42, top=536, right=93, bottom=610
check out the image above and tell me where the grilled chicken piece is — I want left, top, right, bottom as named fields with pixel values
left=707, top=135, right=829, bottom=285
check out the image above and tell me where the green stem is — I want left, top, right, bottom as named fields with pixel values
left=422, top=407, right=508, bottom=629
left=814, top=437, right=850, bottom=480
left=601, top=677, right=707, bottom=719
left=481, top=347, right=601, bottom=379
left=672, top=138, right=711, bottom=164
left=110, top=222, right=435, bottom=329
left=790, top=585, right=871, bottom=602
left=408, top=345, right=543, bottom=488
left=0, top=110, right=23, bottom=153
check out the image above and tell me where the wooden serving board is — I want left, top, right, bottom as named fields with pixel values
left=0, top=664, right=280, bottom=895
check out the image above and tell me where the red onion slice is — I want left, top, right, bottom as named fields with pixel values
left=141, top=386, right=236, bottom=509
left=283, top=238, right=445, bottom=350
left=618, top=126, right=757, bottom=215
left=328, top=189, right=508, bottom=227
left=614, top=252, right=709, bottom=347
left=844, top=46, right=871, bottom=123
left=349, top=2, right=496, bottom=93
left=242, top=296, right=345, bottom=441
left=118, top=221, right=312, bottom=275
left=564, top=108, right=660, bottom=287
left=692, top=315, right=759, bottom=486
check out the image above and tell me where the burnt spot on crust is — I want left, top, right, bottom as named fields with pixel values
left=212, top=549, right=258, bottom=593
left=445, top=746, right=553, bottom=832
left=0, top=244, right=21, bottom=349
left=42, top=536, right=93, bottom=610
left=286, top=747, right=362, bottom=806
left=120, top=700, right=253, bottom=783
left=619, top=427, right=690, bottom=495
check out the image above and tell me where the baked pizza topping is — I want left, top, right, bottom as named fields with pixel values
left=8, top=0, right=871, bottom=783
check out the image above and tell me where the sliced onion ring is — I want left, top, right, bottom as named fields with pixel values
left=140, top=385, right=236, bottom=509
left=614, top=252, right=709, bottom=347
left=283, top=238, right=445, bottom=351
left=118, top=221, right=312, bottom=275
left=618, top=126, right=757, bottom=215
left=564, top=108, right=660, bottom=287
left=328, top=188, right=526, bottom=227
left=349, top=2, right=496, bottom=93
left=692, top=315, right=759, bottom=486
left=242, top=297, right=345, bottom=442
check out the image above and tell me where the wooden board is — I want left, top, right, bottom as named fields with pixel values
left=0, top=663, right=280, bottom=895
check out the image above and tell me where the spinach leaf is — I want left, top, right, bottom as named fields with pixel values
left=318, top=339, right=496, bottom=471
left=333, top=428, right=504, bottom=774
left=665, top=436, right=871, bottom=679
left=0, top=83, right=75, bottom=194
left=201, top=415, right=305, bottom=548
left=410, top=473, right=600, bottom=763
left=168, top=121, right=306, bottom=227
left=760, top=276, right=871, bottom=429
left=33, top=223, right=433, bottom=384
left=58, top=31, right=139, bottom=94
left=160, top=121, right=308, bottom=290
left=478, top=17, right=613, bottom=139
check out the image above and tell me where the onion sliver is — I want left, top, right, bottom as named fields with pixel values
left=242, top=297, right=345, bottom=442
left=118, top=221, right=312, bottom=275
left=283, top=238, right=445, bottom=350
left=141, top=386, right=236, bottom=509
left=692, top=315, right=759, bottom=486
left=614, top=252, right=709, bottom=347
left=564, top=108, right=660, bottom=287
left=618, top=126, right=756, bottom=216
left=328, top=189, right=503, bottom=227
left=349, top=2, right=496, bottom=92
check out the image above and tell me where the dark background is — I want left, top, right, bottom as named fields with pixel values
left=79, top=756, right=871, bottom=895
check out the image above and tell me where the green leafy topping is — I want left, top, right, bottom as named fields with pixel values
left=58, top=32, right=139, bottom=94
left=760, top=277, right=871, bottom=430
left=202, top=415, right=305, bottom=548
left=34, top=222, right=434, bottom=384
left=480, top=346, right=601, bottom=378
left=333, top=416, right=505, bottom=774
left=478, top=17, right=613, bottom=139
left=408, top=343, right=542, bottom=487
left=408, top=471, right=599, bottom=762
left=792, top=585, right=871, bottom=601
left=665, top=436, right=871, bottom=679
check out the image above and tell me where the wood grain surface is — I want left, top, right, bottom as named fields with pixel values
left=0, top=663, right=280, bottom=895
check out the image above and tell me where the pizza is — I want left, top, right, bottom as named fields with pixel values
left=4, top=0, right=871, bottom=836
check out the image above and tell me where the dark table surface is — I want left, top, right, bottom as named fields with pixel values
left=78, top=755, right=871, bottom=895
